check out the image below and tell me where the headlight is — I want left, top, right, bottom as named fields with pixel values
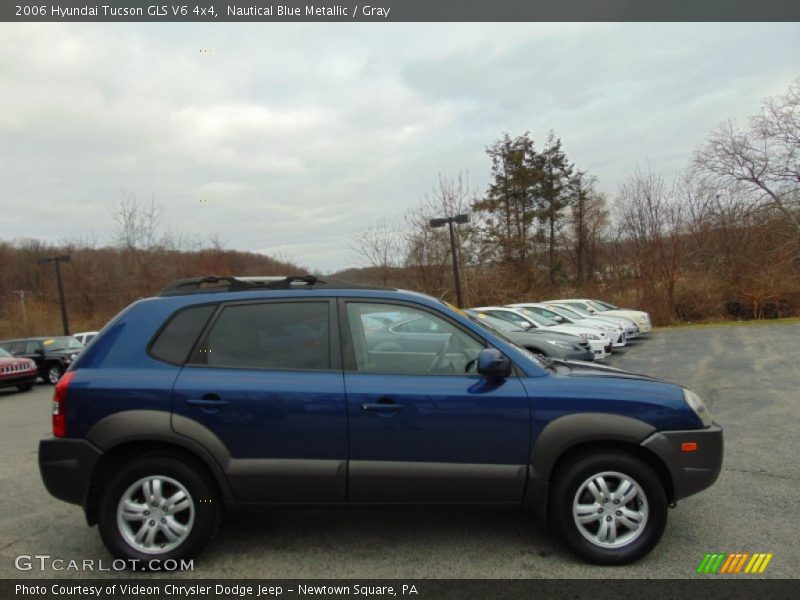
left=69, top=353, right=77, bottom=361
left=683, top=389, right=712, bottom=427
left=580, top=333, right=600, bottom=341
left=547, top=340, right=574, bottom=349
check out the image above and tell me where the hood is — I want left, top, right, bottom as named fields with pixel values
left=551, top=358, right=662, bottom=382
left=601, top=309, right=647, bottom=321
left=0, top=356, right=35, bottom=369
left=509, top=328, right=583, bottom=342
left=550, top=323, right=606, bottom=338
left=47, top=347, right=82, bottom=356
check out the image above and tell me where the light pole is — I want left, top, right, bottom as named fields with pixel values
left=37, top=255, right=72, bottom=335
left=12, top=290, right=30, bottom=331
left=429, top=213, right=469, bottom=307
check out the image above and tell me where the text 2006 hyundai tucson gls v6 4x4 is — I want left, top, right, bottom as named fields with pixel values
left=39, top=276, right=722, bottom=565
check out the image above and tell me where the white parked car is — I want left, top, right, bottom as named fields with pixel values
left=470, top=306, right=612, bottom=360
left=509, top=303, right=628, bottom=348
left=547, top=299, right=652, bottom=334
left=73, top=331, right=99, bottom=346
left=543, top=302, right=639, bottom=340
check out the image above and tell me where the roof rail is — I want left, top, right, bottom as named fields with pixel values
left=157, top=275, right=387, bottom=296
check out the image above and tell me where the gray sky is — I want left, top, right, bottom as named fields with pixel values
left=1, top=23, right=798, bottom=272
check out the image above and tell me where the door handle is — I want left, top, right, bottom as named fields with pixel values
left=186, top=394, right=229, bottom=408
left=361, top=401, right=405, bottom=412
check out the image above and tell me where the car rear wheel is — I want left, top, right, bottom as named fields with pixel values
left=550, top=451, right=667, bottom=564
left=46, top=364, right=63, bottom=384
left=98, top=455, right=220, bottom=566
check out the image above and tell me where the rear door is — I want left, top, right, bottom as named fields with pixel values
left=342, top=300, right=531, bottom=503
left=172, top=298, right=347, bottom=503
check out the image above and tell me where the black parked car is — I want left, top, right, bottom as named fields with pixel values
left=0, top=336, right=83, bottom=384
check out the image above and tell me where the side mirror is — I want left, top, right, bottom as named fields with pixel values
left=553, top=315, right=564, bottom=323
left=477, top=348, right=512, bottom=378
left=518, top=321, right=531, bottom=329
left=35, top=348, right=45, bottom=355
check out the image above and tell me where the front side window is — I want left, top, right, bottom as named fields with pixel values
left=347, top=302, right=483, bottom=375
left=192, top=302, right=330, bottom=371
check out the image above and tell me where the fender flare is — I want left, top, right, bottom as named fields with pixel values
left=524, top=412, right=657, bottom=519
left=85, top=410, right=237, bottom=509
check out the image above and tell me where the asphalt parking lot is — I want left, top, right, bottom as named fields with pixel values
left=1, top=323, right=799, bottom=579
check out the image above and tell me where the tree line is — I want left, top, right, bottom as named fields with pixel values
left=0, top=196, right=303, bottom=339
left=347, top=80, right=800, bottom=324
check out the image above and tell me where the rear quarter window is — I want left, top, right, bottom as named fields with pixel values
left=149, top=304, right=216, bottom=365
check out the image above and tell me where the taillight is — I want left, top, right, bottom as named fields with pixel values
left=52, top=371, right=74, bottom=438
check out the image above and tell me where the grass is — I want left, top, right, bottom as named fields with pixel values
left=657, top=316, right=800, bottom=330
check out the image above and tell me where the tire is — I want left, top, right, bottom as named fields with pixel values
left=98, top=455, right=221, bottom=566
left=17, top=383, right=34, bottom=392
left=550, top=451, right=667, bottom=565
left=46, top=364, right=64, bottom=385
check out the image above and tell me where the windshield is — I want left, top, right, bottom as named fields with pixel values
left=467, top=312, right=517, bottom=333
left=515, top=308, right=558, bottom=327
left=43, top=337, right=84, bottom=351
left=561, top=304, right=593, bottom=318
left=590, top=300, right=617, bottom=311
left=548, top=305, right=583, bottom=320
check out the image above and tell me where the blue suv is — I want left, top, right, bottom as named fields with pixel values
left=38, top=276, right=722, bottom=565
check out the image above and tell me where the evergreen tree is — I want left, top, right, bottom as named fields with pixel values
left=534, top=132, right=574, bottom=283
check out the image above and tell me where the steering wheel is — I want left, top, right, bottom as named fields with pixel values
left=427, top=335, right=453, bottom=373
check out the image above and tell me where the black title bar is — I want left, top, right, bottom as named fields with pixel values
left=3, top=0, right=800, bottom=22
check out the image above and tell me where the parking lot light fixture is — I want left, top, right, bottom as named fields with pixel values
left=429, top=213, right=470, bottom=307
left=37, top=254, right=72, bottom=335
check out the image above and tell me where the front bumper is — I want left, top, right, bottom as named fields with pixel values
left=39, top=435, right=102, bottom=506
left=0, top=372, right=38, bottom=388
left=641, top=422, right=723, bottom=501
left=562, top=348, right=595, bottom=362
left=587, top=339, right=609, bottom=360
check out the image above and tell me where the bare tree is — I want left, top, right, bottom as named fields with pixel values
left=113, top=191, right=163, bottom=250
left=693, top=79, right=800, bottom=237
left=615, top=169, right=686, bottom=320
left=348, top=219, right=405, bottom=287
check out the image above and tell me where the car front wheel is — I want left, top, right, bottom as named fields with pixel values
left=98, top=455, right=220, bottom=566
left=46, top=364, right=64, bottom=384
left=550, top=451, right=667, bottom=564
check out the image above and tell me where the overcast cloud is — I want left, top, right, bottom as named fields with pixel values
left=0, top=23, right=798, bottom=271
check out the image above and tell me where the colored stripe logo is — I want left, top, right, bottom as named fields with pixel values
left=697, top=552, right=773, bottom=574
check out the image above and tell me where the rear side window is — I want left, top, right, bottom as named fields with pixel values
left=190, top=302, right=330, bottom=371
left=150, top=305, right=216, bottom=364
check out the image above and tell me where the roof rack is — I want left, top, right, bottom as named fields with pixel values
left=157, top=275, right=387, bottom=296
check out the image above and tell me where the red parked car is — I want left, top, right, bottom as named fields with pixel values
left=0, top=347, right=37, bottom=392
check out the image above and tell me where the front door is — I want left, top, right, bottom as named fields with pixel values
left=342, top=301, right=530, bottom=503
